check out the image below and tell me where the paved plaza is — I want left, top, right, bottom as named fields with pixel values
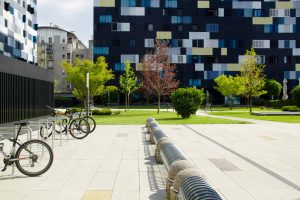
left=0, top=121, right=300, bottom=200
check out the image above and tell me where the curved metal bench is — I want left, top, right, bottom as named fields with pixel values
left=146, top=117, right=156, bottom=133
left=179, top=176, right=222, bottom=200
left=151, top=129, right=168, bottom=144
left=160, top=143, right=188, bottom=171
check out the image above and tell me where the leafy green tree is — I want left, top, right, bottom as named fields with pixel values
left=264, top=79, right=282, bottom=100
left=291, top=86, right=300, bottom=107
left=171, top=88, right=205, bottom=118
left=239, top=48, right=267, bottom=113
left=60, top=57, right=114, bottom=102
left=214, top=75, right=245, bottom=110
left=119, top=60, right=141, bottom=111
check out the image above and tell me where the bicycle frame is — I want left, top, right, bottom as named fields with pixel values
left=0, top=126, right=35, bottom=171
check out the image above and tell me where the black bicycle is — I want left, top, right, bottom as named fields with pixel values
left=40, top=106, right=90, bottom=139
left=78, top=108, right=96, bottom=133
left=0, top=122, right=53, bottom=177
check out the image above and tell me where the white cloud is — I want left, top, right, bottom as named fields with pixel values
left=37, top=0, right=93, bottom=46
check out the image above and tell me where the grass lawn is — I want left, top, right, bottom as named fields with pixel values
left=93, top=110, right=248, bottom=125
left=209, top=106, right=281, bottom=112
left=209, top=112, right=300, bottom=123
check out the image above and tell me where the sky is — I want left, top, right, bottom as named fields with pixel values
left=38, top=0, right=93, bottom=47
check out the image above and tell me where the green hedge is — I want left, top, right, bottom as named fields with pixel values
left=92, top=109, right=112, bottom=115
left=265, top=99, right=295, bottom=109
left=282, top=106, right=300, bottom=112
left=291, top=86, right=300, bottom=107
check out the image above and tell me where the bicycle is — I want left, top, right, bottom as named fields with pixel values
left=78, top=108, right=96, bottom=133
left=40, top=106, right=90, bottom=140
left=0, top=122, right=53, bottom=177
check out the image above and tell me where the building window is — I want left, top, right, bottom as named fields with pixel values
left=147, top=23, right=154, bottom=31
left=121, top=0, right=136, bottom=7
left=284, top=56, right=291, bottom=64
left=4, top=19, right=8, bottom=28
left=165, top=0, right=177, bottom=8
left=112, top=39, right=121, bottom=47
left=206, top=23, right=219, bottom=32
left=130, top=39, right=136, bottom=47
left=99, top=15, right=112, bottom=23
left=48, top=37, right=52, bottom=43
left=177, top=25, right=183, bottom=31
left=62, top=55, right=65, bottom=59
left=94, top=47, right=109, bottom=55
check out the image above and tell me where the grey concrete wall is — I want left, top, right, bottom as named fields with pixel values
left=0, top=54, right=53, bottom=82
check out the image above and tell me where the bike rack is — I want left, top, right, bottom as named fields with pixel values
left=0, top=125, right=32, bottom=176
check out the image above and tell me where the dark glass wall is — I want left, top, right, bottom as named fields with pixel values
left=0, top=71, right=54, bottom=124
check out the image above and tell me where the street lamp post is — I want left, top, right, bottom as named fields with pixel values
left=86, top=73, right=90, bottom=117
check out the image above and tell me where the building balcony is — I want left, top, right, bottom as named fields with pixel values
left=46, top=47, right=53, bottom=52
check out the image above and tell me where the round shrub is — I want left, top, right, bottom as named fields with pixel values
left=282, top=106, right=300, bottom=112
left=264, top=79, right=282, bottom=99
left=171, top=88, right=205, bottom=118
left=291, top=86, right=300, bottom=107
left=92, top=109, right=112, bottom=115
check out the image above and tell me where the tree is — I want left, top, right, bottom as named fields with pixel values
left=264, top=79, right=282, bottom=100
left=239, top=48, right=266, bottom=113
left=140, top=40, right=179, bottom=114
left=214, top=75, right=245, bottom=110
left=171, top=88, right=205, bottom=118
left=60, top=57, right=114, bottom=102
left=119, top=60, right=141, bottom=111
left=291, top=86, right=300, bottom=107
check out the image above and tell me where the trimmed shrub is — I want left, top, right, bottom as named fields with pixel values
left=282, top=106, right=300, bottom=112
left=113, top=110, right=121, bottom=115
left=291, top=86, right=300, bottom=107
left=265, top=99, right=295, bottom=109
left=92, top=109, right=112, bottom=115
left=171, top=88, right=205, bottom=118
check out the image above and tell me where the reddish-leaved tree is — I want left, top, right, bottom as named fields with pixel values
left=140, top=40, right=179, bottom=114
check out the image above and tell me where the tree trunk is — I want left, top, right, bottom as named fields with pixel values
left=146, top=92, right=150, bottom=105
left=157, top=95, right=161, bottom=114
left=125, top=92, right=127, bottom=112
left=127, top=93, right=130, bottom=111
left=249, top=96, right=253, bottom=113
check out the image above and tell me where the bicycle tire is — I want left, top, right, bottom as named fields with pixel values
left=39, top=123, right=53, bottom=139
left=69, top=118, right=90, bottom=139
left=55, top=119, right=68, bottom=134
left=15, top=140, right=53, bottom=177
left=84, top=116, right=96, bottom=133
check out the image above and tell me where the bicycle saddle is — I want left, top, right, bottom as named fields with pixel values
left=14, top=121, right=30, bottom=126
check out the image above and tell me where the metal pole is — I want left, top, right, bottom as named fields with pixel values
left=86, top=73, right=90, bottom=117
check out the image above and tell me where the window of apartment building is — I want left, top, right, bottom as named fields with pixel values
left=62, top=55, right=65, bottom=59
left=147, top=23, right=154, bottom=31
left=62, top=38, right=66, bottom=43
left=257, top=55, right=265, bottom=64
left=112, top=39, right=121, bottom=47
left=4, top=19, right=8, bottom=28
left=284, top=56, right=291, bottom=64
left=192, top=24, right=198, bottom=31
left=28, top=19, right=32, bottom=27
left=207, top=9, right=218, bottom=17
left=22, top=1, right=26, bottom=8
left=206, top=23, right=219, bottom=32
left=62, top=46, right=65, bottom=50
left=81, top=55, right=84, bottom=59
left=67, top=53, right=70, bottom=59
left=49, top=37, right=52, bottom=43
left=177, top=25, right=183, bottom=31
left=130, top=39, right=136, bottom=47
left=269, top=56, right=278, bottom=64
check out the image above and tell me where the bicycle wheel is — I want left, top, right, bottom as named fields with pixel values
left=69, top=118, right=90, bottom=139
left=39, top=123, right=53, bottom=139
left=15, top=140, right=53, bottom=177
left=84, top=116, right=96, bottom=133
left=55, top=119, right=68, bottom=134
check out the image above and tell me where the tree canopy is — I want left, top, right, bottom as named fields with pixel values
left=239, top=48, right=266, bottom=112
left=119, top=60, right=141, bottom=111
left=60, top=57, right=114, bottom=101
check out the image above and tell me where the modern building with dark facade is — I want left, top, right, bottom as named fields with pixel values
left=0, top=0, right=53, bottom=124
left=94, top=0, right=300, bottom=100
